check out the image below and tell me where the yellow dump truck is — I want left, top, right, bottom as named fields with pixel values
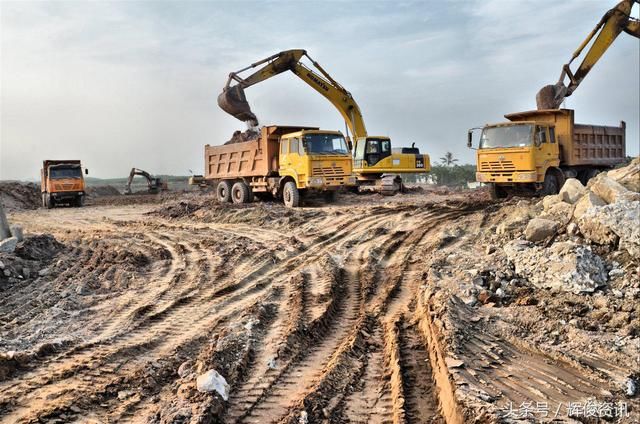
left=205, top=125, right=356, bottom=207
left=468, top=109, right=626, bottom=198
left=41, top=160, right=88, bottom=208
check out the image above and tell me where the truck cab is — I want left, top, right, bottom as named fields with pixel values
left=468, top=109, right=625, bottom=199
left=474, top=122, right=559, bottom=184
left=41, top=160, right=88, bottom=208
left=278, top=130, right=355, bottom=191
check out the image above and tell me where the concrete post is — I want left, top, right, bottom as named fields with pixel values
left=0, top=201, right=10, bottom=240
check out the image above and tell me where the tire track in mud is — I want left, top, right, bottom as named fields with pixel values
left=0, top=204, right=417, bottom=422
left=226, top=251, right=363, bottom=423
left=224, top=206, right=474, bottom=424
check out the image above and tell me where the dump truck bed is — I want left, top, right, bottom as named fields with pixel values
left=205, top=125, right=318, bottom=180
left=43, top=160, right=82, bottom=168
left=505, top=109, right=625, bottom=167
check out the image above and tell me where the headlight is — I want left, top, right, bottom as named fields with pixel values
left=476, top=172, right=487, bottom=182
left=517, top=172, right=537, bottom=181
left=309, top=177, right=324, bottom=186
left=348, top=176, right=357, bottom=185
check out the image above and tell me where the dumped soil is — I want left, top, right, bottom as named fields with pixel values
left=0, top=164, right=638, bottom=423
left=224, top=129, right=260, bottom=145
left=86, top=185, right=121, bottom=197
left=0, top=182, right=40, bottom=211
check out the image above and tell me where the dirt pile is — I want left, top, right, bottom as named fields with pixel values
left=150, top=195, right=324, bottom=229
left=416, top=158, right=640, bottom=421
left=224, top=128, right=260, bottom=145
left=86, top=185, right=121, bottom=197
left=0, top=182, right=40, bottom=211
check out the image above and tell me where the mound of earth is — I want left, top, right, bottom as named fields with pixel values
left=0, top=182, right=40, bottom=211
left=87, top=185, right=121, bottom=197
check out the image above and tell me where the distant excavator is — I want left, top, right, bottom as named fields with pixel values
left=537, top=0, right=640, bottom=109
left=217, top=49, right=430, bottom=195
left=124, top=168, right=167, bottom=195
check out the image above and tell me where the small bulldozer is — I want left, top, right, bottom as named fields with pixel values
left=124, top=168, right=168, bottom=195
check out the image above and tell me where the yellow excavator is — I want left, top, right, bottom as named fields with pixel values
left=217, top=49, right=430, bottom=195
left=536, top=0, right=639, bottom=109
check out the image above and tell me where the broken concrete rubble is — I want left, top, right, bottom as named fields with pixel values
left=196, top=369, right=230, bottom=400
left=608, top=157, right=640, bottom=192
left=573, top=191, right=606, bottom=220
left=524, top=218, right=558, bottom=242
left=0, top=237, right=18, bottom=254
left=558, top=178, right=586, bottom=204
left=589, top=174, right=638, bottom=204
left=579, top=200, right=640, bottom=257
left=504, top=240, right=607, bottom=293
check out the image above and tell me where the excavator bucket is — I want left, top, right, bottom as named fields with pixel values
left=217, top=85, right=258, bottom=126
left=536, top=82, right=568, bottom=110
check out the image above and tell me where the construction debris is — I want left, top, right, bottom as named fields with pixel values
left=0, top=158, right=637, bottom=422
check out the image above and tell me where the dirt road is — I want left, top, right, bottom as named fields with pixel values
left=0, top=188, right=637, bottom=423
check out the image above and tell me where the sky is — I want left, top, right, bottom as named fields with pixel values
left=1, top=0, right=638, bottom=180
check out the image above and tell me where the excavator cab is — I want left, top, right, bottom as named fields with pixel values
left=356, top=137, right=392, bottom=167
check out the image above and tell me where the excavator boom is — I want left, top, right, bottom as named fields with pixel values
left=218, top=49, right=367, bottom=140
left=216, top=49, right=430, bottom=195
left=537, top=0, right=639, bottom=109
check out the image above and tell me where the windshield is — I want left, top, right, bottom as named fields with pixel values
left=50, top=167, right=82, bottom=179
left=480, top=125, right=533, bottom=149
left=302, top=134, right=349, bottom=155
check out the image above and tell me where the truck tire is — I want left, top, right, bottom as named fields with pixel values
left=217, top=181, right=232, bottom=203
left=582, top=168, right=600, bottom=185
left=489, top=183, right=509, bottom=200
left=42, top=194, right=48, bottom=208
left=231, top=182, right=250, bottom=204
left=323, top=190, right=337, bottom=203
left=283, top=181, right=300, bottom=208
left=541, top=172, right=559, bottom=196
left=44, top=193, right=54, bottom=209
left=75, top=195, right=85, bottom=207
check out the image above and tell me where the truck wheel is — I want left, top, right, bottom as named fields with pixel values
left=583, top=168, right=600, bottom=185
left=75, top=195, right=85, bottom=207
left=44, top=194, right=54, bottom=209
left=42, top=194, right=48, bottom=208
left=489, top=183, right=509, bottom=200
left=283, top=181, right=300, bottom=208
left=217, top=181, right=232, bottom=203
left=541, top=173, right=559, bottom=196
left=231, top=182, right=250, bottom=204
left=323, top=191, right=337, bottom=203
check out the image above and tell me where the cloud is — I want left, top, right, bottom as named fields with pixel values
left=1, top=0, right=638, bottom=180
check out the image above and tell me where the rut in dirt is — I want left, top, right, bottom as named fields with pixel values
left=0, top=202, right=477, bottom=423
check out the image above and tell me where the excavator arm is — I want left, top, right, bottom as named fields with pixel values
left=537, top=0, right=640, bottom=109
left=218, top=49, right=367, bottom=143
left=124, top=168, right=165, bottom=195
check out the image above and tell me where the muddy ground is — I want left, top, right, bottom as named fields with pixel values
left=0, top=176, right=638, bottom=423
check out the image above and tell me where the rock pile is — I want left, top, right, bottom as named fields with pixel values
left=497, top=158, right=639, bottom=294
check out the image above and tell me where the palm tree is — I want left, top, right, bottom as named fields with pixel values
left=439, top=151, right=459, bottom=167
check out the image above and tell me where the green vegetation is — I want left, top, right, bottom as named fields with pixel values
left=429, top=164, right=476, bottom=187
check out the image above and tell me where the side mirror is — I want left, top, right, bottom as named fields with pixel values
left=534, top=139, right=542, bottom=148
left=467, top=131, right=473, bottom=148
left=347, top=139, right=353, bottom=151
left=85, top=169, right=89, bottom=175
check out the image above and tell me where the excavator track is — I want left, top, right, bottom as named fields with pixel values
left=379, top=175, right=402, bottom=196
